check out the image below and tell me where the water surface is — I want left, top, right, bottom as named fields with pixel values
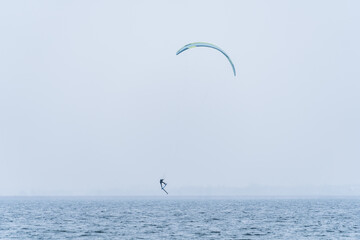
left=1, top=197, right=359, bottom=239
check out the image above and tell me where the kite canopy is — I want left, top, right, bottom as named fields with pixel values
left=176, top=42, right=236, bottom=76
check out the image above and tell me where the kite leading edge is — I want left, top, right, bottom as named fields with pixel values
left=176, top=42, right=236, bottom=76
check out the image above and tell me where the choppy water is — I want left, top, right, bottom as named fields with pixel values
left=1, top=197, right=360, bottom=239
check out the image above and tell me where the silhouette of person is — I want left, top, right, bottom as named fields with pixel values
left=160, top=179, right=167, bottom=189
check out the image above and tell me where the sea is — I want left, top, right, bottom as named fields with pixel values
left=0, top=197, right=359, bottom=239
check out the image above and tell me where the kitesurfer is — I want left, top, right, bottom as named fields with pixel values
left=160, top=179, right=168, bottom=194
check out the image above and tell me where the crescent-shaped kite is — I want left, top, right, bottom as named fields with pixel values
left=176, top=42, right=236, bottom=76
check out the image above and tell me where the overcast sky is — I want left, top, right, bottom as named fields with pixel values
left=0, top=0, right=359, bottom=196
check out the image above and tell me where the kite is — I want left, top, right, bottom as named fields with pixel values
left=176, top=42, right=236, bottom=76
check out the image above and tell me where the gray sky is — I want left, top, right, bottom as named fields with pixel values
left=1, top=0, right=359, bottom=196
